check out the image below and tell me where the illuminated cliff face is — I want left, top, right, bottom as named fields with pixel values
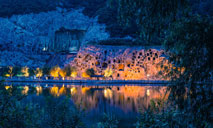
left=69, top=45, right=172, bottom=80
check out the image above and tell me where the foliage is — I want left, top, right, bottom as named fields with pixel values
left=115, top=0, right=213, bottom=127
left=0, top=67, right=8, bottom=77
left=28, top=68, right=35, bottom=76
left=64, top=65, right=77, bottom=77
left=64, top=65, right=72, bottom=76
left=8, top=66, right=13, bottom=77
left=43, top=96, right=84, bottom=128
left=59, top=69, right=66, bottom=78
left=70, top=66, right=78, bottom=78
left=164, top=15, right=213, bottom=82
left=21, top=66, right=29, bottom=77
left=34, top=68, right=43, bottom=78
left=0, top=66, right=32, bottom=77
left=96, top=113, right=118, bottom=128
left=42, top=67, right=51, bottom=76
left=86, top=68, right=95, bottom=77
left=136, top=108, right=189, bottom=128
left=13, top=66, right=22, bottom=76
left=0, top=85, right=42, bottom=128
left=115, top=0, right=188, bottom=44
left=50, top=66, right=61, bottom=78
left=0, top=83, right=85, bottom=128
left=163, top=14, right=213, bottom=127
left=136, top=98, right=212, bottom=128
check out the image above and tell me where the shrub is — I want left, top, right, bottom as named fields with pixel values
left=0, top=83, right=85, bottom=128
left=86, top=68, right=95, bottom=77
left=96, top=113, right=118, bottom=128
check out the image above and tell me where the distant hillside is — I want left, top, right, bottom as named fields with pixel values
left=0, top=0, right=107, bottom=17
left=0, top=9, right=109, bottom=67
left=0, top=0, right=136, bottom=38
left=0, top=0, right=212, bottom=39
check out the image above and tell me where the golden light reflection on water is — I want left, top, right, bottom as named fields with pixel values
left=81, top=87, right=90, bottom=94
left=104, top=88, right=113, bottom=99
left=49, top=85, right=67, bottom=96
left=146, top=89, right=150, bottom=96
left=5, top=84, right=169, bottom=112
left=5, top=85, right=12, bottom=90
left=70, top=87, right=77, bottom=95
left=50, top=86, right=59, bottom=96
left=47, top=85, right=169, bottom=112
left=59, top=86, right=66, bottom=95
left=22, top=86, right=29, bottom=95
left=36, top=86, right=42, bottom=95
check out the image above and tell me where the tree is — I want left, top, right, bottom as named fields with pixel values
left=21, top=66, right=29, bottom=77
left=115, top=0, right=213, bottom=127
left=0, top=82, right=84, bottom=128
left=164, top=15, right=213, bottom=127
left=59, top=69, right=66, bottom=79
left=70, top=66, right=77, bottom=78
left=50, top=66, right=61, bottom=78
left=29, top=68, right=35, bottom=77
left=114, top=0, right=188, bottom=44
left=86, top=68, right=95, bottom=77
left=8, top=66, right=13, bottom=78
left=34, top=68, right=43, bottom=79
left=42, top=67, right=51, bottom=76
left=0, top=84, right=42, bottom=128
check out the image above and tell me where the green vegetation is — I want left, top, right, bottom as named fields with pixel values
left=109, top=0, right=189, bottom=45
left=86, top=68, right=95, bottom=77
left=0, top=0, right=212, bottom=127
left=0, top=83, right=84, bottom=128
left=42, top=67, right=51, bottom=76
left=96, top=113, right=118, bottom=128
left=64, top=65, right=77, bottom=77
left=113, top=0, right=213, bottom=127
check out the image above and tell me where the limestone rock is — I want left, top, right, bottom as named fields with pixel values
left=69, top=45, right=171, bottom=80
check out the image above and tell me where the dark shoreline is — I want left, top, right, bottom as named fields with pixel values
left=2, top=79, right=211, bottom=86
left=2, top=79, right=170, bottom=85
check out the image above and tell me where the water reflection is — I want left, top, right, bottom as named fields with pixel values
left=35, top=86, right=42, bottom=95
left=22, top=86, right=29, bottom=95
left=4, top=84, right=169, bottom=127
left=5, top=84, right=168, bottom=113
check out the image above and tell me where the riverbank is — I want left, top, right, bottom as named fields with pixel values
left=2, top=78, right=169, bottom=85
left=2, top=78, right=212, bottom=85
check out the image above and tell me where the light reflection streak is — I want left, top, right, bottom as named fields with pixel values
left=4, top=84, right=169, bottom=113
left=22, top=86, right=29, bottom=95
left=36, top=86, right=42, bottom=95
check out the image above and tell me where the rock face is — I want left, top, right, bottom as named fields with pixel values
left=69, top=45, right=171, bottom=80
left=50, top=27, right=86, bottom=53
left=0, top=9, right=109, bottom=67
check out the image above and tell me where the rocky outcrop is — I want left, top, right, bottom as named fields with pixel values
left=69, top=45, right=171, bottom=80
left=51, top=28, right=86, bottom=53
left=0, top=9, right=109, bottom=67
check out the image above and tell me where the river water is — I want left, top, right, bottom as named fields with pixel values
left=4, top=83, right=169, bottom=128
